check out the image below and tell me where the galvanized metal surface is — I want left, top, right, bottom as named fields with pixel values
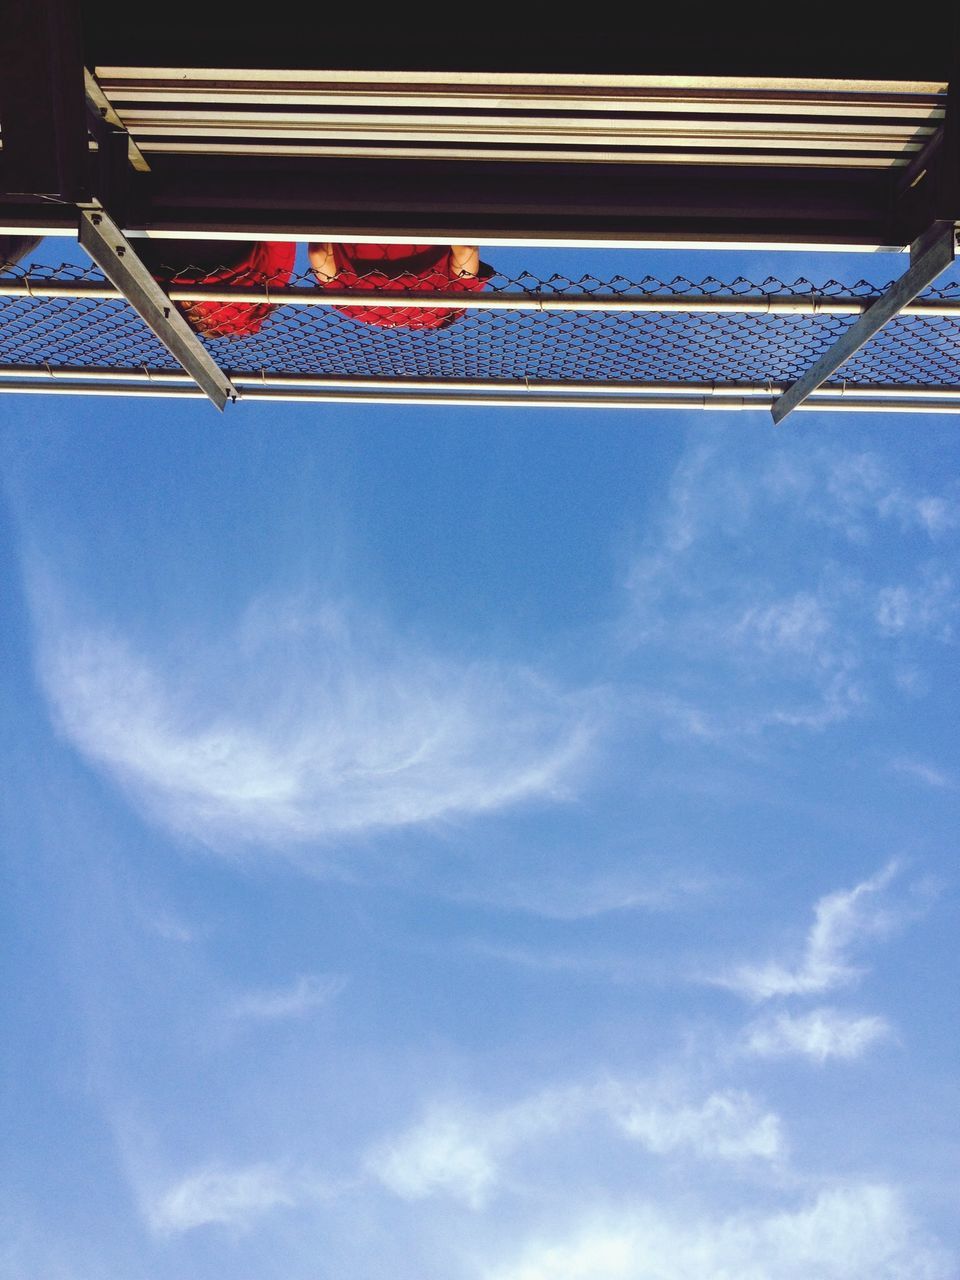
left=77, top=207, right=238, bottom=409
left=772, top=220, right=958, bottom=422
left=2, top=372, right=958, bottom=413
left=6, top=278, right=960, bottom=317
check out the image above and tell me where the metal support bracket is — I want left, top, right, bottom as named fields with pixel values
left=84, top=69, right=150, bottom=175
left=84, top=71, right=150, bottom=230
left=78, top=205, right=239, bottom=411
left=771, top=220, right=957, bottom=424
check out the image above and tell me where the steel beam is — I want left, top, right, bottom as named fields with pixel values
left=771, top=220, right=957, bottom=423
left=0, top=160, right=899, bottom=248
left=139, top=155, right=894, bottom=245
left=78, top=206, right=238, bottom=410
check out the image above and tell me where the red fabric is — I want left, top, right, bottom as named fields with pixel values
left=321, top=244, right=489, bottom=329
left=165, top=242, right=296, bottom=338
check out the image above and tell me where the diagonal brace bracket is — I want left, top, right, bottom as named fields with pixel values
left=78, top=206, right=239, bottom=411
left=84, top=69, right=150, bottom=175
left=771, top=220, right=957, bottom=425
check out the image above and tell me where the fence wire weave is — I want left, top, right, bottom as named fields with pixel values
left=3, top=263, right=960, bottom=388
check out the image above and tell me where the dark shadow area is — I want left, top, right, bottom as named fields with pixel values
left=80, top=6, right=956, bottom=78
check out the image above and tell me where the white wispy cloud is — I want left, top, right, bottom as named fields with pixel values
left=877, top=490, right=959, bottom=539
left=147, top=1162, right=299, bottom=1234
left=773, top=447, right=959, bottom=542
left=459, top=866, right=710, bottom=920
left=611, top=1088, right=782, bottom=1160
left=621, top=435, right=958, bottom=744
left=713, top=864, right=899, bottom=1001
left=149, top=912, right=195, bottom=943
left=741, top=1008, right=892, bottom=1063
left=229, top=972, right=346, bottom=1020
left=366, top=1108, right=500, bottom=1209
left=734, top=592, right=833, bottom=660
left=484, top=1184, right=953, bottom=1280
left=875, top=574, right=955, bottom=639
left=760, top=671, right=864, bottom=730
left=31, top=585, right=597, bottom=847
left=367, top=1082, right=782, bottom=1208
left=462, top=939, right=647, bottom=983
left=890, top=758, right=955, bottom=790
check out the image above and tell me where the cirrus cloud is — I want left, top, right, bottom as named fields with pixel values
left=147, top=1162, right=298, bottom=1235
left=228, top=972, right=347, bottom=1021
left=367, top=1080, right=783, bottom=1209
left=741, top=1007, right=892, bottom=1063
left=713, top=863, right=900, bottom=1002
left=31, top=584, right=598, bottom=849
left=485, top=1184, right=952, bottom=1280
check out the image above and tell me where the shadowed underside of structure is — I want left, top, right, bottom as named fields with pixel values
left=0, top=2, right=957, bottom=413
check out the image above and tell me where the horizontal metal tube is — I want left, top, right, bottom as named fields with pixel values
left=2, top=367, right=958, bottom=408
left=3, top=282, right=957, bottom=316
left=2, top=378, right=958, bottom=412
left=2, top=365, right=959, bottom=399
left=0, top=225, right=910, bottom=253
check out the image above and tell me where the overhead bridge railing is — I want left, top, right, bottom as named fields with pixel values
left=5, top=2, right=957, bottom=417
left=3, top=374, right=959, bottom=415
left=6, top=277, right=960, bottom=318
left=88, top=69, right=947, bottom=167
left=2, top=264, right=960, bottom=414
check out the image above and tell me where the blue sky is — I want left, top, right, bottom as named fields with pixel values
left=1, top=238, right=958, bottom=1280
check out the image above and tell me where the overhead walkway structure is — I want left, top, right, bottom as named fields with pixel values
left=1, top=3, right=958, bottom=417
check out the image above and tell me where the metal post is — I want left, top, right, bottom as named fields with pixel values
left=771, top=219, right=957, bottom=423
left=78, top=206, right=239, bottom=410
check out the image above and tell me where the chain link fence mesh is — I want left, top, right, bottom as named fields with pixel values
left=2, top=262, right=960, bottom=387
